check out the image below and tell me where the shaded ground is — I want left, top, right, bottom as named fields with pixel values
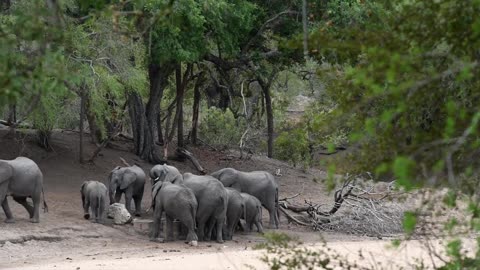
left=0, top=129, right=391, bottom=269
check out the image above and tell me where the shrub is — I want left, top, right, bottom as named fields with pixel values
left=274, top=127, right=310, bottom=167
left=199, top=107, right=245, bottom=148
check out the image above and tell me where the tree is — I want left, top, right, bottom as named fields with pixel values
left=307, top=0, right=480, bottom=187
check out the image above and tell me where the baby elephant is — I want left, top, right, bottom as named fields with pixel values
left=240, top=193, right=264, bottom=233
left=81, top=181, right=108, bottom=223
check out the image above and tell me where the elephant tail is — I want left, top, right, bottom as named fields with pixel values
left=42, top=187, right=49, bottom=213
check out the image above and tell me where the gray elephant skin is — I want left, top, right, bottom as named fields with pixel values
left=183, top=172, right=228, bottom=243
left=223, top=188, right=245, bottom=240
left=81, top=180, right=108, bottom=223
left=211, top=168, right=279, bottom=228
left=0, top=157, right=47, bottom=223
left=150, top=164, right=183, bottom=184
left=108, top=165, right=146, bottom=216
left=241, top=192, right=264, bottom=233
left=150, top=180, right=198, bottom=246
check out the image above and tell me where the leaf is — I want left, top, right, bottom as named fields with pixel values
left=393, top=156, right=416, bottom=190
left=403, top=211, right=417, bottom=235
left=443, top=190, right=457, bottom=208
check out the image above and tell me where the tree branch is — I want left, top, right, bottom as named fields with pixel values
left=242, top=10, right=298, bottom=53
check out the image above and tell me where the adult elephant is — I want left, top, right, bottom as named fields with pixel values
left=210, top=168, right=279, bottom=229
left=0, top=157, right=47, bottom=223
left=183, top=172, right=227, bottom=243
left=108, top=165, right=146, bottom=216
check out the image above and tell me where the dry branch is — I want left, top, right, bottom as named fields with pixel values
left=119, top=157, right=131, bottom=167
left=279, top=207, right=312, bottom=226
left=278, top=175, right=403, bottom=235
left=175, top=147, right=206, bottom=174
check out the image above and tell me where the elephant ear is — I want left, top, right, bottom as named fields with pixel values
left=120, top=170, right=137, bottom=189
left=80, top=181, right=89, bottom=194
left=0, top=161, right=13, bottom=184
left=164, top=166, right=183, bottom=184
left=151, top=181, right=164, bottom=210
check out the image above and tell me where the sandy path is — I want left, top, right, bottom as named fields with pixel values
left=7, top=239, right=472, bottom=270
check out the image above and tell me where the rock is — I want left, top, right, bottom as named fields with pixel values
left=107, top=203, right=132, bottom=224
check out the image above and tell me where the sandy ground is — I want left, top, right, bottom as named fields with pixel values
left=6, top=239, right=475, bottom=270
left=0, top=129, right=449, bottom=270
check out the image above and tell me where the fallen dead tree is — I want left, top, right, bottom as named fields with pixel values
left=279, top=174, right=404, bottom=236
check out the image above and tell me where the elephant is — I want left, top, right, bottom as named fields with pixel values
left=240, top=192, right=264, bottom=233
left=0, top=157, right=47, bottom=223
left=183, top=172, right=227, bottom=243
left=150, top=180, right=198, bottom=246
left=210, top=168, right=279, bottom=229
left=149, top=164, right=183, bottom=184
left=108, top=165, right=146, bottom=216
left=80, top=180, right=108, bottom=223
left=223, top=188, right=245, bottom=240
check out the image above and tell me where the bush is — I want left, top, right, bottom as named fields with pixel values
left=274, top=127, right=310, bottom=167
left=199, top=107, right=245, bottom=148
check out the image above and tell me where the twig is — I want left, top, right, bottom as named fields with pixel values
left=119, top=157, right=131, bottom=167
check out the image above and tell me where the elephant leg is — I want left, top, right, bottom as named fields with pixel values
left=83, top=197, right=91, bottom=220
left=124, top=190, right=133, bottom=214
left=266, top=205, right=278, bottom=229
left=98, top=197, right=105, bottom=223
left=181, top=216, right=198, bottom=244
left=0, top=182, right=14, bottom=223
left=150, top=207, right=163, bottom=241
left=2, top=198, right=15, bottom=223
left=196, top=216, right=208, bottom=242
left=82, top=193, right=90, bottom=219
left=204, top=217, right=215, bottom=241
left=133, top=194, right=143, bottom=217
left=30, top=188, right=41, bottom=223
left=165, top=215, right=174, bottom=241
left=215, top=217, right=225, bottom=243
left=238, top=219, right=247, bottom=232
left=13, top=196, right=34, bottom=218
left=91, top=197, right=99, bottom=223
left=254, top=216, right=264, bottom=233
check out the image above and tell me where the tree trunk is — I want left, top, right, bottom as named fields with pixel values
left=85, top=96, right=102, bottom=145
left=157, top=112, right=164, bottom=145
left=191, top=72, right=204, bottom=145
left=258, top=76, right=275, bottom=158
left=129, top=63, right=173, bottom=164
left=263, top=87, right=274, bottom=158
left=175, top=64, right=184, bottom=148
left=79, top=89, right=85, bottom=163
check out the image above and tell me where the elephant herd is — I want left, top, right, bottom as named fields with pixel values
left=0, top=157, right=280, bottom=245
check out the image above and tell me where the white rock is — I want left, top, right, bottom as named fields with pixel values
left=107, top=203, right=132, bottom=225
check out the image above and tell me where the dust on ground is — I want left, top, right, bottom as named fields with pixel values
left=0, top=129, right=398, bottom=269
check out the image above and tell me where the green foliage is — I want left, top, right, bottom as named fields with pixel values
left=274, top=128, right=310, bottom=167
left=199, top=107, right=245, bottom=148
left=307, top=0, right=480, bottom=187
left=256, top=232, right=352, bottom=270
left=0, top=1, right=72, bottom=105
left=146, top=0, right=257, bottom=64
left=402, top=211, right=417, bottom=235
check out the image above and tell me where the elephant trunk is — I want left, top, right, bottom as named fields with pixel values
left=109, top=182, right=116, bottom=205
